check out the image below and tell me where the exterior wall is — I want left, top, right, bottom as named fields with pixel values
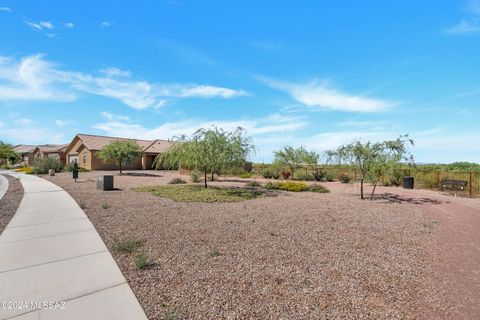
left=20, top=153, right=35, bottom=166
left=90, top=151, right=143, bottom=170
left=65, top=138, right=84, bottom=166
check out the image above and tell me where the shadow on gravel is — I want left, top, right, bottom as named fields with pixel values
left=120, top=172, right=162, bottom=177
left=376, top=192, right=445, bottom=205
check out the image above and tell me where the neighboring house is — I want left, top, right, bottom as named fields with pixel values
left=32, top=144, right=69, bottom=165
left=64, top=134, right=175, bottom=171
left=13, top=145, right=36, bottom=166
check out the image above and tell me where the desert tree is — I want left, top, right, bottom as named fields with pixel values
left=0, top=141, right=19, bottom=165
left=157, top=127, right=254, bottom=188
left=97, top=140, right=144, bottom=174
left=326, top=135, right=414, bottom=199
left=273, top=145, right=307, bottom=179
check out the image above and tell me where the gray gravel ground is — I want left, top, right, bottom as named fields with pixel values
left=0, top=174, right=24, bottom=234
left=45, top=171, right=440, bottom=319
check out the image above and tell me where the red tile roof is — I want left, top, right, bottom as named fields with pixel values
left=74, top=134, right=174, bottom=154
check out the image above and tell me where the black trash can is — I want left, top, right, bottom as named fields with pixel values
left=403, top=177, right=414, bottom=189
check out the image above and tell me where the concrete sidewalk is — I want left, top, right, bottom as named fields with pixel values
left=0, top=173, right=147, bottom=320
left=0, top=175, right=8, bottom=201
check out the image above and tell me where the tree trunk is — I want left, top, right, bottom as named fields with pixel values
left=360, top=178, right=364, bottom=199
left=291, top=168, right=295, bottom=180
left=211, top=172, right=214, bottom=181
left=204, top=172, right=208, bottom=189
left=119, top=161, right=123, bottom=175
left=370, top=179, right=379, bottom=200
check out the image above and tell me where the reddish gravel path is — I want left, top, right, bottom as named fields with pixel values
left=372, top=186, right=480, bottom=319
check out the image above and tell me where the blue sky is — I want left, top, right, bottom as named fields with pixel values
left=0, top=0, right=479, bottom=163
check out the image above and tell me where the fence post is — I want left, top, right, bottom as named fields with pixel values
left=469, top=172, right=473, bottom=197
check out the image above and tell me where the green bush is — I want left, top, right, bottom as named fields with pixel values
left=293, top=171, right=315, bottom=181
left=325, top=173, right=335, bottom=182
left=239, top=172, right=252, bottom=178
left=115, top=238, right=144, bottom=253
left=264, top=181, right=309, bottom=192
left=191, top=170, right=200, bottom=183
left=339, top=173, right=351, bottom=183
left=262, top=168, right=280, bottom=179
left=309, top=184, right=330, bottom=193
left=168, top=178, right=187, bottom=184
left=135, top=251, right=149, bottom=270
left=312, top=170, right=326, bottom=181
left=245, top=181, right=262, bottom=188
left=32, top=157, right=63, bottom=174
left=387, top=168, right=404, bottom=186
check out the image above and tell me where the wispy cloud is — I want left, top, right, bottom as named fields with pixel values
left=0, top=54, right=247, bottom=109
left=55, top=120, right=72, bottom=127
left=445, top=0, right=480, bottom=34
left=100, top=21, right=113, bottom=29
left=0, top=6, right=12, bottom=12
left=262, top=77, right=395, bottom=112
left=64, top=22, right=75, bottom=28
left=25, top=20, right=54, bottom=31
left=93, top=113, right=308, bottom=142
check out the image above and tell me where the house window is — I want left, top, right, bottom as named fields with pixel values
left=82, top=152, right=87, bottom=165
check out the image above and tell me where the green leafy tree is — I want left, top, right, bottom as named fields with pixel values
left=0, top=141, right=19, bottom=165
left=273, top=146, right=307, bottom=179
left=157, top=127, right=254, bottom=188
left=326, top=135, right=414, bottom=199
left=97, top=140, right=144, bottom=174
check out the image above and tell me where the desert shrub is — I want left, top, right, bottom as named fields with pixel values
left=264, top=181, right=309, bottom=192
left=161, top=308, right=182, bottom=320
left=243, top=162, right=253, bottom=172
left=312, top=170, right=326, bottom=181
left=210, top=248, right=222, bottom=257
left=262, top=168, right=280, bottom=179
left=63, top=163, right=89, bottom=172
left=115, top=238, right=144, bottom=253
left=325, top=173, right=335, bottom=182
left=101, top=203, right=111, bottom=209
left=135, top=251, right=149, bottom=270
left=387, top=168, right=404, bottom=186
left=32, top=157, right=63, bottom=174
left=245, top=181, right=262, bottom=187
left=309, top=184, right=330, bottom=193
left=191, top=170, right=200, bottom=183
left=168, top=178, right=187, bottom=184
left=281, top=170, right=292, bottom=180
left=293, top=171, right=315, bottom=181
left=339, top=173, right=351, bottom=183
left=239, top=172, right=252, bottom=178
left=15, top=166, right=33, bottom=174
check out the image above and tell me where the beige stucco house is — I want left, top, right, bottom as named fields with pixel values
left=64, top=134, right=175, bottom=170
left=32, top=144, right=69, bottom=165
left=13, top=145, right=36, bottom=166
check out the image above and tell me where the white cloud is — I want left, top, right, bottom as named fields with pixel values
left=93, top=113, right=308, bottom=142
left=2, top=118, right=65, bottom=144
left=177, top=85, right=247, bottom=98
left=445, top=1, right=480, bottom=34
left=445, top=19, right=480, bottom=34
left=0, top=6, right=12, bottom=12
left=55, top=120, right=72, bottom=127
left=25, top=20, right=54, bottom=31
left=100, top=111, right=131, bottom=122
left=100, top=67, right=131, bottom=77
left=0, top=54, right=75, bottom=101
left=0, top=54, right=247, bottom=108
left=100, top=21, right=112, bottom=29
left=64, top=22, right=75, bottom=28
left=263, top=78, right=395, bottom=112
left=14, top=118, right=33, bottom=126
